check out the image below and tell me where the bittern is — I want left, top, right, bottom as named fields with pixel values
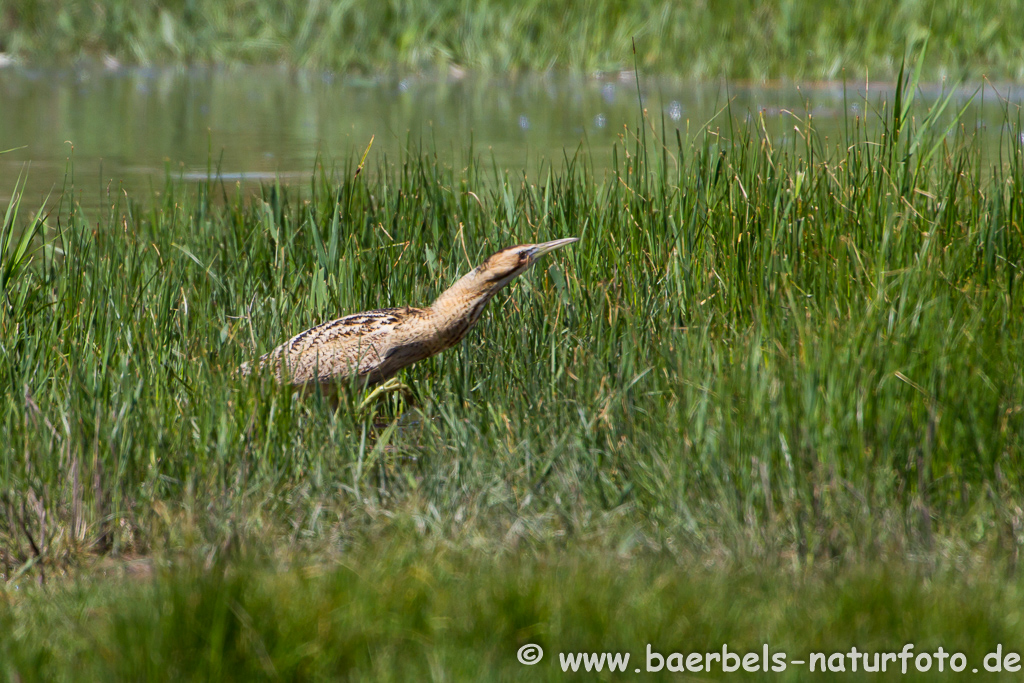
left=238, top=238, right=578, bottom=394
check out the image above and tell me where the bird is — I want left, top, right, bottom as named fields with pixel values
left=238, top=238, right=578, bottom=395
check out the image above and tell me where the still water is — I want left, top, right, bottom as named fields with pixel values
left=0, top=66, right=1019, bottom=211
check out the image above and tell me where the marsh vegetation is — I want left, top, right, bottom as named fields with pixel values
left=3, top=0, right=1024, bottom=80
left=2, top=66, right=1024, bottom=679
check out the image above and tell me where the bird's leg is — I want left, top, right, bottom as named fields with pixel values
left=357, top=377, right=414, bottom=414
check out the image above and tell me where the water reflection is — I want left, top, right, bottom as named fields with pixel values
left=0, top=66, right=1019, bottom=211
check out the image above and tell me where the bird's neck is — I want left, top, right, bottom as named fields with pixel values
left=426, top=269, right=499, bottom=341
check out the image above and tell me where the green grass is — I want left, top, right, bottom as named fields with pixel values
left=1, top=72, right=1023, bottom=679
left=5, top=537, right=1024, bottom=681
left=3, top=0, right=1024, bottom=80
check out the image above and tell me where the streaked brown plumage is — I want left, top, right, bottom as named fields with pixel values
left=238, top=238, right=578, bottom=391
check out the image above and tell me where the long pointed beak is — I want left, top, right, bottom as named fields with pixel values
left=529, top=237, right=579, bottom=259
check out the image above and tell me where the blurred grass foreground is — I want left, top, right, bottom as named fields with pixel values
left=1, top=71, right=1024, bottom=678
left=2, top=0, right=1024, bottom=79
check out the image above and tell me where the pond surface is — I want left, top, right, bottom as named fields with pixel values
left=0, top=66, right=1019, bottom=211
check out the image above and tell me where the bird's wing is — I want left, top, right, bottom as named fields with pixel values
left=246, top=307, right=424, bottom=385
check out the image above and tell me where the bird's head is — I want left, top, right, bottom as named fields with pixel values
left=429, top=237, right=579, bottom=328
left=474, top=237, right=580, bottom=292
